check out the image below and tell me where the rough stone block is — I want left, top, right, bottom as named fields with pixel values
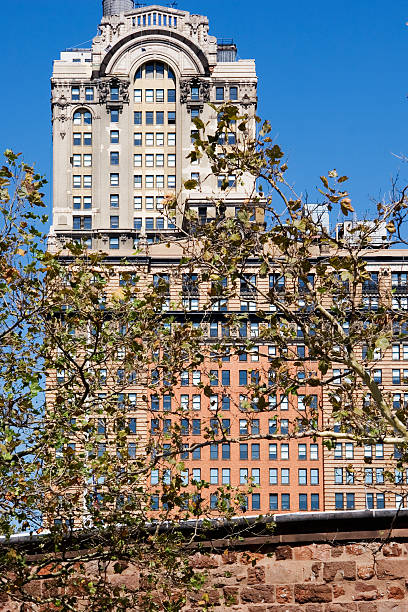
left=241, top=586, right=275, bottom=604
left=331, top=547, right=344, bottom=558
left=323, top=561, right=356, bottom=582
left=275, top=545, right=293, bottom=560
left=346, top=545, right=365, bottom=556
left=354, top=582, right=379, bottom=601
left=387, top=584, right=405, bottom=600
left=325, top=605, right=357, bottom=611
left=294, top=546, right=313, bottom=560
left=382, top=544, right=402, bottom=558
left=223, top=586, right=239, bottom=606
left=247, top=566, right=266, bottom=584
left=190, top=553, right=219, bottom=569
left=357, top=566, right=375, bottom=580
left=276, top=585, right=293, bottom=603
left=294, top=584, right=333, bottom=603
left=376, top=560, right=408, bottom=580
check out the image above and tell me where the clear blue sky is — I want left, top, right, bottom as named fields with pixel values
left=1, top=0, right=407, bottom=222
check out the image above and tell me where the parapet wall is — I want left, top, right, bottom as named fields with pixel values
left=2, top=510, right=408, bottom=611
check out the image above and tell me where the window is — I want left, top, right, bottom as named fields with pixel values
left=110, top=86, right=119, bottom=101
left=210, top=493, right=218, bottom=509
left=134, top=217, right=142, bottom=230
left=229, top=86, right=238, bottom=100
left=156, top=111, right=164, bottom=125
left=168, top=133, right=176, bottom=146
left=110, top=151, right=119, bottom=165
left=156, top=154, right=164, bottom=167
left=83, top=175, right=92, bottom=189
left=83, top=133, right=92, bottom=146
left=192, top=468, right=201, bottom=483
left=375, top=443, right=384, bottom=459
left=393, top=369, right=401, bottom=385
left=85, top=87, right=94, bottom=101
left=377, top=493, right=385, bottom=509
left=134, top=132, right=142, bottom=146
left=191, top=86, right=199, bottom=101
left=334, top=443, right=342, bottom=459
left=310, top=469, right=319, bottom=485
left=221, top=370, right=230, bottom=386
left=110, top=173, right=119, bottom=186
left=216, top=87, right=224, bottom=101
left=134, top=175, right=142, bottom=189
left=335, top=493, right=344, bottom=510
left=281, top=444, right=289, bottom=460
left=168, top=111, right=176, bottom=124
left=168, top=175, right=176, bottom=188
left=71, top=87, right=80, bottom=100
left=281, top=494, right=290, bottom=510
left=240, top=468, right=248, bottom=484
left=345, top=443, right=354, bottom=459
left=366, top=493, right=374, bottom=510
left=311, top=494, right=320, bottom=511
left=73, top=133, right=81, bottom=145
left=221, top=396, right=230, bottom=411
left=269, top=444, right=277, bottom=460
left=269, top=468, right=278, bottom=485
left=310, top=444, right=319, bottom=460
left=109, top=237, right=119, bottom=249
left=73, top=175, right=81, bottom=188
left=110, top=215, right=119, bottom=229
left=168, top=154, right=176, bottom=167
left=240, top=444, right=248, bottom=460
left=299, top=494, right=308, bottom=511
left=252, top=493, right=260, bottom=510
left=134, top=111, right=142, bottom=125
left=269, top=494, right=278, bottom=510
left=222, top=443, right=230, bottom=459
left=210, top=468, right=218, bottom=484
left=134, top=154, right=142, bottom=167
left=72, top=154, right=81, bottom=167
left=156, top=89, right=164, bottom=102
left=298, top=444, right=307, bottom=460
left=239, top=370, right=248, bottom=386
left=83, top=154, right=92, bottom=167
left=298, top=469, right=307, bottom=485
left=222, top=468, right=230, bottom=484
left=334, top=468, right=343, bottom=484
left=145, top=154, right=154, bottom=167
left=167, top=89, right=176, bottom=102
left=72, top=216, right=92, bottom=230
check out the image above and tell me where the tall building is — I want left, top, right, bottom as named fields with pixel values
left=50, top=2, right=408, bottom=518
left=50, top=1, right=257, bottom=252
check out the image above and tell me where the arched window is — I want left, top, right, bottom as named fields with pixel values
left=73, top=110, right=92, bottom=125
left=134, top=62, right=175, bottom=81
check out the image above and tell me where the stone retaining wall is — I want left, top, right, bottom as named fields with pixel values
left=183, top=539, right=408, bottom=611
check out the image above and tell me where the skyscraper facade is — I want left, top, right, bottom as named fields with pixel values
left=50, top=2, right=408, bottom=517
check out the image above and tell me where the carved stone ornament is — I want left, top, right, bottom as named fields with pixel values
left=180, top=78, right=211, bottom=103
left=97, top=77, right=130, bottom=104
left=97, top=80, right=110, bottom=103
left=60, top=132, right=66, bottom=140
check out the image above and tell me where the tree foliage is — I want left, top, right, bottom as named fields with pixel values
left=1, top=103, right=408, bottom=609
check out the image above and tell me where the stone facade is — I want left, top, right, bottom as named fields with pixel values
left=50, top=3, right=258, bottom=257
left=2, top=512, right=408, bottom=610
